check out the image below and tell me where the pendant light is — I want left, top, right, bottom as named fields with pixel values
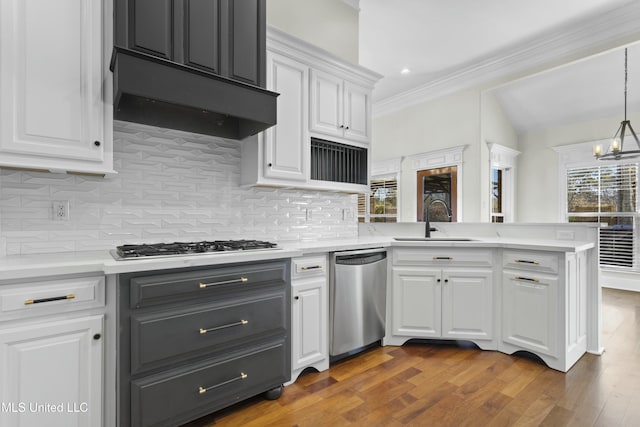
left=593, top=48, right=640, bottom=160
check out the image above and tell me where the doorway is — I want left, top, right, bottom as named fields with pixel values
left=417, top=166, right=457, bottom=222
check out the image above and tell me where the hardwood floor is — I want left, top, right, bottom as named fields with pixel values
left=185, top=288, right=640, bottom=426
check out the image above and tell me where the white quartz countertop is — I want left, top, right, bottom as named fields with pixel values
left=0, top=248, right=304, bottom=281
left=0, top=236, right=594, bottom=282
left=388, top=237, right=595, bottom=252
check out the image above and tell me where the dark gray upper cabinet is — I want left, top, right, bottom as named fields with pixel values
left=130, top=0, right=173, bottom=59
left=183, top=0, right=222, bottom=74
left=227, top=0, right=265, bottom=86
left=115, top=0, right=265, bottom=87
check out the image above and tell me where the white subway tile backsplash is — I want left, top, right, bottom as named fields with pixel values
left=2, top=182, right=49, bottom=197
left=0, top=121, right=358, bottom=255
left=51, top=230, right=101, bottom=241
left=0, top=196, right=21, bottom=208
left=21, top=241, right=76, bottom=254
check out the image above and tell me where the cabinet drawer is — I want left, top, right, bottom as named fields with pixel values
left=129, top=261, right=287, bottom=308
left=131, top=342, right=288, bottom=427
left=392, top=248, right=493, bottom=267
left=0, top=275, right=105, bottom=321
left=130, top=293, right=287, bottom=373
left=503, top=250, right=559, bottom=274
left=292, top=255, right=327, bottom=279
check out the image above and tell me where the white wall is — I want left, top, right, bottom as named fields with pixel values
left=372, top=89, right=482, bottom=222
left=516, top=111, right=640, bottom=222
left=481, top=91, right=519, bottom=151
left=479, top=90, right=519, bottom=221
left=266, top=0, right=359, bottom=64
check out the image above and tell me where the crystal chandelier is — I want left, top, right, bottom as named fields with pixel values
left=593, top=48, right=640, bottom=160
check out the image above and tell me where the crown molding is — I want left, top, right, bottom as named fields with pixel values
left=267, top=26, right=382, bottom=86
left=487, top=143, right=520, bottom=169
left=408, top=145, right=467, bottom=171
left=373, top=1, right=640, bottom=118
left=341, top=0, right=360, bottom=11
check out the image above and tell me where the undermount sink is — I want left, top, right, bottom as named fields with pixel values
left=393, top=237, right=477, bottom=242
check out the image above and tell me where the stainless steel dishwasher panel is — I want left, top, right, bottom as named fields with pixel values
left=330, top=248, right=387, bottom=357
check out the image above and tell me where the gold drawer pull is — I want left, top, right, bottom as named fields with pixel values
left=199, top=319, right=248, bottom=335
left=515, top=276, right=540, bottom=283
left=24, top=294, right=75, bottom=305
left=301, top=265, right=323, bottom=271
left=199, top=277, right=248, bottom=289
left=514, top=259, right=540, bottom=265
left=199, top=372, right=248, bottom=394
left=433, top=256, right=453, bottom=260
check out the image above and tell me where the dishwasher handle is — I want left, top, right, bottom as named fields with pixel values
left=334, top=248, right=386, bottom=265
left=333, top=247, right=386, bottom=257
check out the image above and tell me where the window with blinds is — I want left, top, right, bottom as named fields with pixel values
left=358, top=177, right=398, bottom=223
left=566, top=163, right=639, bottom=269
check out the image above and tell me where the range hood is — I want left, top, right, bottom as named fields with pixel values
left=110, top=47, right=278, bottom=140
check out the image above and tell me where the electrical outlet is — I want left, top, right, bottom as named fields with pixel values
left=305, top=208, right=313, bottom=221
left=342, top=208, right=354, bottom=221
left=556, top=230, right=575, bottom=240
left=52, top=200, right=70, bottom=221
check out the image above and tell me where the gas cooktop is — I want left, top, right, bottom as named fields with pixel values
left=110, top=240, right=280, bottom=260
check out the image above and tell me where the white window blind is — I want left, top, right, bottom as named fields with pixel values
left=358, top=177, right=398, bottom=222
left=566, top=163, right=639, bottom=270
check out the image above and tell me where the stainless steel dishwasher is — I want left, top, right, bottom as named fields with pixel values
left=330, top=248, right=387, bottom=358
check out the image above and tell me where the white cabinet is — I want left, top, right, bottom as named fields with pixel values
left=499, top=249, right=588, bottom=372
left=292, top=279, right=325, bottom=369
left=0, top=0, right=114, bottom=175
left=386, top=248, right=496, bottom=349
left=262, top=51, right=309, bottom=182
left=386, top=244, right=592, bottom=372
left=442, top=269, right=493, bottom=340
left=390, top=266, right=493, bottom=342
left=0, top=316, right=103, bottom=427
left=241, top=28, right=380, bottom=192
left=241, top=49, right=310, bottom=187
left=288, top=255, right=329, bottom=384
left=310, top=70, right=371, bottom=144
left=0, top=274, right=105, bottom=427
left=391, top=267, right=441, bottom=338
left=502, top=272, right=558, bottom=357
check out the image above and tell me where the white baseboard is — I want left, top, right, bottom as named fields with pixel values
left=602, top=270, right=640, bottom=293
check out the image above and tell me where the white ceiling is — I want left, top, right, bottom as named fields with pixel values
left=358, top=0, right=640, bottom=130
left=493, top=43, right=640, bottom=134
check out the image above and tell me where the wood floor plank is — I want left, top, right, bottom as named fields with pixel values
left=621, top=394, right=640, bottom=427
left=341, top=377, right=415, bottom=423
left=539, top=404, right=574, bottom=426
left=565, top=403, right=603, bottom=427
left=461, top=391, right=513, bottom=426
left=183, top=288, right=640, bottom=427
left=514, top=393, right=557, bottom=426
left=592, top=391, right=631, bottom=427
left=394, top=381, right=459, bottom=424
left=499, top=360, right=547, bottom=398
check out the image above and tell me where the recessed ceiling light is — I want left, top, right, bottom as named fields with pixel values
left=401, top=67, right=411, bottom=75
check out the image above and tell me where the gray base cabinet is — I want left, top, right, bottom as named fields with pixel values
left=117, top=259, right=291, bottom=427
